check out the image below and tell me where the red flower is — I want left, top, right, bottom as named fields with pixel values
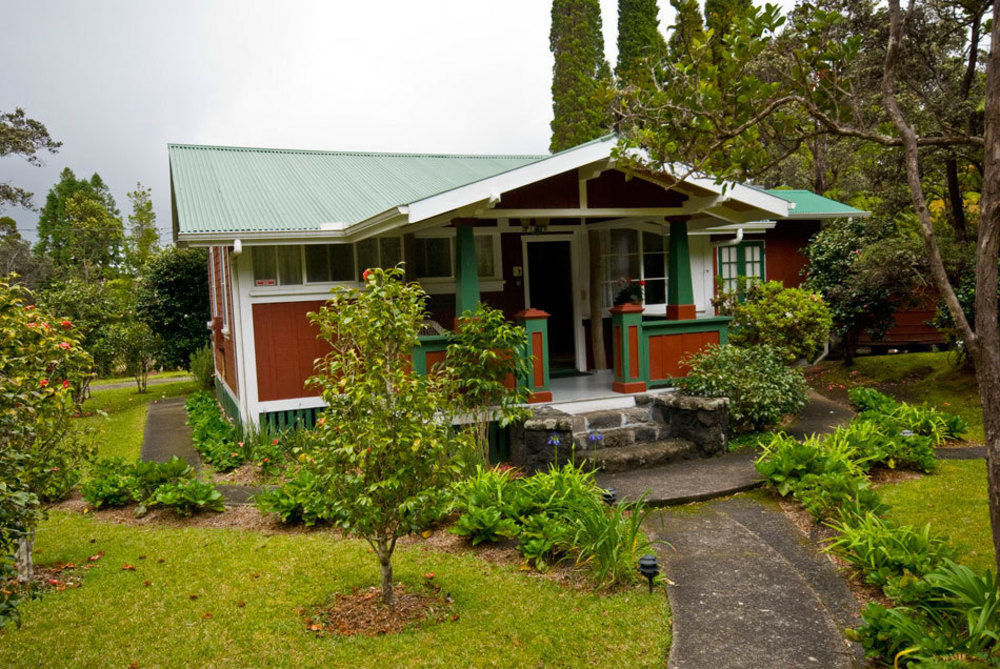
left=24, top=304, right=34, bottom=311
left=26, top=322, right=36, bottom=328
left=362, top=269, right=372, bottom=282
left=638, top=280, right=646, bottom=286
left=61, top=320, right=72, bottom=330
left=271, top=439, right=279, bottom=445
left=62, top=380, right=70, bottom=389
left=40, top=379, right=49, bottom=387
left=41, top=322, right=50, bottom=330
left=58, top=342, right=71, bottom=350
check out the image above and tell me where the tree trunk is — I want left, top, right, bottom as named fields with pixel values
left=945, top=158, right=968, bottom=241
left=375, top=537, right=396, bottom=606
left=16, top=530, right=34, bottom=583
left=973, top=0, right=1000, bottom=577
left=588, top=230, right=607, bottom=370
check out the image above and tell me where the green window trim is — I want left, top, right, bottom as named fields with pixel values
left=717, top=241, right=765, bottom=296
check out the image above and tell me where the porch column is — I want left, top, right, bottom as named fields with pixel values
left=666, top=218, right=697, bottom=320
left=515, top=309, right=553, bottom=403
left=609, top=303, right=647, bottom=393
left=454, top=223, right=480, bottom=319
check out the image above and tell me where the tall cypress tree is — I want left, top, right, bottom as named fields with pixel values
left=616, top=0, right=667, bottom=82
left=668, top=0, right=705, bottom=58
left=550, top=0, right=613, bottom=152
left=704, top=0, right=753, bottom=61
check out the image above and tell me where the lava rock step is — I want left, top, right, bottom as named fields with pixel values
left=579, top=438, right=698, bottom=473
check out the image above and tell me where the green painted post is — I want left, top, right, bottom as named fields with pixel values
left=454, top=226, right=480, bottom=318
left=515, top=309, right=553, bottom=403
left=609, top=303, right=647, bottom=393
left=666, top=219, right=696, bottom=320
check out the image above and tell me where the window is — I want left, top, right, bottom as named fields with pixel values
left=475, top=235, right=497, bottom=278
left=600, top=229, right=668, bottom=308
left=716, top=241, right=765, bottom=294
left=305, top=244, right=355, bottom=283
left=414, top=237, right=452, bottom=278
left=252, top=246, right=302, bottom=286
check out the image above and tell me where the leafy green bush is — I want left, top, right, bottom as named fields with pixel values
left=676, top=345, right=807, bottom=432
left=255, top=469, right=336, bottom=526
left=848, top=387, right=968, bottom=444
left=449, top=463, right=649, bottom=586
left=825, top=420, right=936, bottom=473
left=81, top=456, right=195, bottom=509
left=152, top=479, right=224, bottom=517
left=81, top=458, right=136, bottom=509
left=827, top=512, right=959, bottom=590
left=184, top=392, right=242, bottom=470
left=853, top=562, right=1000, bottom=666
left=727, top=281, right=833, bottom=362
left=754, top=434, right=881, bottom=519
left=188, top=345, right=214, bottom=391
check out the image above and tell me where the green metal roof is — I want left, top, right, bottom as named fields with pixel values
left=764, top=189, right=869, bottom=219
left=169, top=144, right=546, bottom=235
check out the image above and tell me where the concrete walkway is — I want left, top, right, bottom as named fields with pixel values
left=784, top=390, right=855, bottom=439
left=647, top=497, right=860, bottom=669
left=140, top=396, right=260, bottom=505
left=596, top=451, right=762, bottom=505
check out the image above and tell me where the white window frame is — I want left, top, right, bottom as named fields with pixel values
left=412, top=229, right=504, bottom=294
left=599, top=227, right=669, bottom=312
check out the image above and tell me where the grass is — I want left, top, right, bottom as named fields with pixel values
left=808, top=351, right=983, bottom=442
left=91, top=370, right=190, bottom=387
left=880, top=459, right=994, bottom=574
left=76, top=379, right=197, bottom=460
left=0, top=512, right=670, bottom=667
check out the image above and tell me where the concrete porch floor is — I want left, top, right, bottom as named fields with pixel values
left=543, top=369, right=675, bottom=409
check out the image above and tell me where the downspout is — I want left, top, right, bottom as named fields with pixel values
left=716, top=227, right=745, bottom=247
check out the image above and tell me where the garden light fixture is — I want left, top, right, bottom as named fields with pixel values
left=638, top=554, right=660, bottom=593
left=602, top=487, right=617, bottom=505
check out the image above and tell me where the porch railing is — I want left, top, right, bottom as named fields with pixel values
left=410, top=309, right=552, bottom=404
left=610, top=304, right=730, bottom=393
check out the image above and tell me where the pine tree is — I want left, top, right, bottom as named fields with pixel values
left=125, top=182, right=159, bottom=273
left=668, top=0, right=705, bottom=58
left=616, top=0, right=667, bottom=82
left=550, top=0, right=613, bottom=152
left=35, top=168, right=120, bottom=266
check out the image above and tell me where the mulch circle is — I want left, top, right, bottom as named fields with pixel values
left=303, top=582, right=456, bottom=637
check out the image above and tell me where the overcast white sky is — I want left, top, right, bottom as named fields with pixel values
left=2, top=0, right=793, bottom=242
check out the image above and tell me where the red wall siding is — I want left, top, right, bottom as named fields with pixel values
left=498, top=171, right=579, bottom=209
left=252, top=301, right=331, bottom=402
left=648, top=330, right=720, bottom=380
left=587, top=170, right=686, bottom=208
left=763, top=221, right=820, bottom=287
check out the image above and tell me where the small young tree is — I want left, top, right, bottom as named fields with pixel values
left=109, top=321, right=160, bottom=392
left=0, top=276, right=93, bottom=592
left=444, top=304, right=531, bottom=463
left=307, top=267, right=471, bottom=606
left=726, top=280, right=833, bottom=363
left=124, top=183, right=159, bottom=274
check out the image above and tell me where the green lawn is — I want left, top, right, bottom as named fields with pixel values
left=808, top=351, right=983, bottom=442
left=880, top=459, right=994, bottom=574
left=0, top=512, right=670, bottom=668
left=91, top=370, right=190, bottom=387
left=77, top=380, right=198, bottom=460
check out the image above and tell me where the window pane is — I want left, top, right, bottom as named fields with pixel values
left=642, top=232, right=666, bottom=279
left=329, top=244, right=355, bottom=281
left=379, top=237, right=402, bottom=268
left=415, top=237, right=451, bottom=278
left=252, top=246, right=277, bottom=286
left=277, top=245, right=302, bottom=285
left=356, top=238, right=378, bottom=275
left=305, top=245, right=330, bottom=283
left=643, top=231, right=665, bottom=253
left=475, top=236, right=495, bottom=278
left=645, top=278, right=667, bottom=305
left=609, top=229, right=639, bottom=279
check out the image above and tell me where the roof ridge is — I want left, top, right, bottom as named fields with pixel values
left=167, top=142, right=548, bottom=160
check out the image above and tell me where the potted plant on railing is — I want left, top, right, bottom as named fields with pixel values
left=612, top=278, right=645, bottom=306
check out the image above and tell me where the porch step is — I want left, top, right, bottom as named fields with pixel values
left=578, top=406, right=652, bottom=430
left=579, top=438, right=698, bottom=474
left=572, top=422, right=664, bottom=450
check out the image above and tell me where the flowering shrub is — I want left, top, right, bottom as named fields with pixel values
left=0, top=276, right=94, bottom=622
left=676, top=344, right=808, bottom=432
left=727, top=281, right=833, bottom=362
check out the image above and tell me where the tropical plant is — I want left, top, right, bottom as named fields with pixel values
left=675, top=344, right=807, bottom=432
left=151, top=479, right=224, bottom=517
